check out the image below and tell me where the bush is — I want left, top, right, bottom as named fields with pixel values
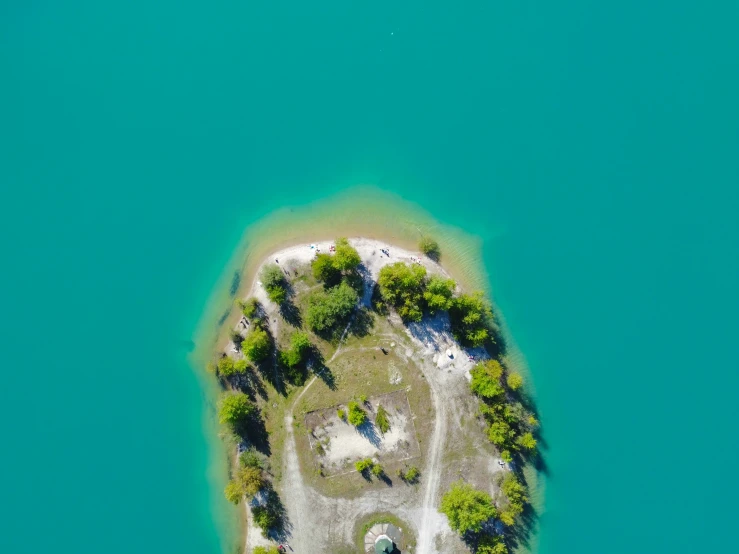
left=355, top=458, right=373, bottom=473
left=517, top=432, right=537, bottom=451
left=218, top=392, right=256, bottom=428
left=224, top=480, right=243, bottom=504
left=333, top=238, right=361, bottom=271
left=242, top=327, right=271, bottom=362
left=470, top=360, right=505, bottom=400
left=233, top=359, right=249, bottom=373
left=371, top=463, right=384, bottom=477
left=279, top=331, right=312, bottom=369
left=377, top=262, right=427, bottom=322
left=337, top=409, right=346, bottom=420
left=423, top=276, right=455, bottom=313
left=347, top=401, right=367, bottom=426
left=359, top=393, right=368, bottom=404
left=400, top=465, right=420, bottom=484
left=253, top=546, right=281, bottom=554
left=240, top=297, right=260, bottom=319
left=312, top=253, right=341, bottom=284
left=375, top=405, right=390, bottom=434
left=237, top=466, right=266, bottom=497
left=440, top=481, right=498, bottom=534
left=506, top=372, right=523, bottom=391
left=419, top=236, right=441, bottom=260
left=261, top=264, right=287, bottom=305
left=499, top=473, right=528, bottom=524
left=306, top=281, right=358, bottom=333
left=449, top=292, right=493, bottom=346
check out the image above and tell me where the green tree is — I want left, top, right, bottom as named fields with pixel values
left=229, top=329, right=244, bottom=348
left=440, top=481, right=498, bottom=534
left=470, top=360, right=505, bottom=399
left=375, top=405, right=390, bottom=434
left=419, top=236, right=441, bottom=260
left=252, top=505, right=279, bottom=535
left=279, top=331, right=312, bottom=369
left=371, top=463, right=384, bottom=477
left=224, top=480, right=243, bottom=504
left=355, top=458, right=373, bottom=473
left=233, top=359, right=249, bottom=374
left=477, top=534, right=508, bottom=554
left=517, top=432, right=537, bottom=451
left=487, top=420, right=513, bottom=447
left=240, top=448, right=263, bottom=469
left=347, top=401, right=367, bottom=426
left=240, top=297, right=260, bottom=319
left=217, top=356, right=236, bottom=377
left=500, top=473, right=528, bottom=523
left=423, top=276, right=455, bottom=313
left=333, top=238, right=361, bottom=271
left=312, top=253, right=340, bottom=284
left=400, top=466, right=420, bottom=484
left=242, top=326, right=271, bottom=362
left=237, top=465, right=266, bottom=497
left=449, top=292, right=494, bottom=346
left=506, top=372, right=523, bottom=391
left=261, top=264, right=287, bottom=305
left=306, top=281, right=358, bottom=333
left=218, top=392, right=256, bottom=427
left=377, top=262, right=427, bottom=322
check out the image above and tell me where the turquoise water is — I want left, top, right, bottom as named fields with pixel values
left=2, top=2, right=738, bottom=553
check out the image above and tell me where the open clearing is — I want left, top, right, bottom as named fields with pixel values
left=305, top=389, right=421, bottom=476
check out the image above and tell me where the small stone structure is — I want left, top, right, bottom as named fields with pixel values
left=364, top=522, right=403, bottom=554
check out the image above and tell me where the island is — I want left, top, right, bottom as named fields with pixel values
left=206, top=237, right=540, bottom=554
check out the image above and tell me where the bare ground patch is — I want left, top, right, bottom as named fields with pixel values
left=305, top=389, right=421, bottom=476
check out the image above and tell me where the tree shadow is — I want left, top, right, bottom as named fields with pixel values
left=309, top=347, right=336, bottom=390
left=279, top=281, right=303, bottom=327
left=356, top=420, right=382, bottom=448
left=233, top=411, right=271, bottom=457
left=377, top=471, right=394, bottom=487
left=349, top=306, right=375, bottom=338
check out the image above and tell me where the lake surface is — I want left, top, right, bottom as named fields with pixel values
left=1, top=1, right=738, bottom=553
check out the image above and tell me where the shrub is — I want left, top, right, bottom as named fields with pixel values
left=377, top=262, right=427, bottom=322
left=242, top=327, right=271, bottom=362
left=506, top=372, right=523, bottom=391
left=312, top=253, right=340, bottom=285
left=470, top=360, right=505, bottom=400
left=337, top=408, right=346, bottom=420
left=233, top=359, right=249, bottom=374
left=355, top=458, right=374, bottom=473
left=347, top=401, right=367, bottom=426
left=359, top=393, right=368, bottom=404
left=419, top=236, right=441, bottom=260
left=375, top=405, right=390, bottom=434
left=423, top=276, right=455, bottom=313
left=218, top=392, right=256, bottom=428
left=333, top=238, right=361, bottom=271
left=279, top=331, right=311, bottom=370
left=401, top=466, right=420, bottom=484
left=240, top=297, right=260, bottom=319
left=253, top=546, right=281, bottom=554
left=500, top=473, right=528, bottom=523
left=449, top=291, right=493, bottom=346
left=261, top=264, right=287, bottom=305
left=440, top=481, right=498, bottom=534
left=371, top=463, right=384, bottom=477
left=306, top=281, right=358, bottom=333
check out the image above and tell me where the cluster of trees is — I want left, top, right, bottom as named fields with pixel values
left=439, top=481, right=509, bottom=553
left=261, top=264, right=288, bottom=305
left=470, top=360, right=537, bottom=462
left=312, top=237, right=362, bottom=285
left=497, top=473, right=528, bottom=526
left=376, top=262, right=494, bottom=347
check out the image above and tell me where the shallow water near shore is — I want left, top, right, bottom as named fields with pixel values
left=2, top=1, right=739, bottom=554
